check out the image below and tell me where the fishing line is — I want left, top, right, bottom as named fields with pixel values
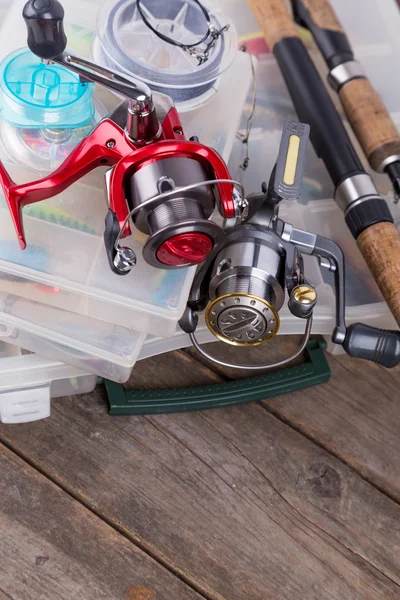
left=237, top=45, right=257, bottom=172
left=96, top=0, right=237, bottom=106
left=136, top=0, right=229, bottom=65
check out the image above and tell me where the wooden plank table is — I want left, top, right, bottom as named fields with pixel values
left=1, top=340, right=399, bottom=599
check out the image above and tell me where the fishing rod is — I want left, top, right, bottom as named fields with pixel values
left=247, top=0, right=400, bottom=330
left=290, top=0, right=400, bottom=204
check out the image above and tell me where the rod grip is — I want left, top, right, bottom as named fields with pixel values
left=247, top=0, right=299, bottom=50
left=357, top=222, right=400, bottom=327
left=339, top=78, right=400, bottom=172
left=300, top=0, right=344, bottom=32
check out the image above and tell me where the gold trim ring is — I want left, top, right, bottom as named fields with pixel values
left=205, top=292, right=280, bottom=347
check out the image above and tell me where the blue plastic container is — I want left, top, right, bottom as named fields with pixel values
left=0, top=48, right=95, bottom=128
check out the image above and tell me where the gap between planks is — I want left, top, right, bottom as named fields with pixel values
left=0, top=444, right=208, bottom=600
left=182, top=342, right=400, bottom=506
left=0, top=437, right=218, bottom=600
left=2, top=346, right=400, bottom=599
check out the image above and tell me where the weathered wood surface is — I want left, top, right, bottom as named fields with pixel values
left=1, top=349, right=400, bottom=600
left=0, top=444, right=205, bottom=600
left=187, top=338, right=400, bottom=501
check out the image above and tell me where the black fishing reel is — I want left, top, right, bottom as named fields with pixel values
left=180, top=120, right=400, bottom=370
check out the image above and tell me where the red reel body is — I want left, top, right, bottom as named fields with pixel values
left=0, top=107, right=235, bottom=273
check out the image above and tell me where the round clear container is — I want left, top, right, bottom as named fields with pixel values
left=95, top=0, right=238, bottom=111
left=0, top=49, right=95, bottom=128
left=0, top=100, right=105, bottom=173
left=0, top=48, right=105, bottom=173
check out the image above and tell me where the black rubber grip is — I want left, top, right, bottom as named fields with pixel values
left=343, top=323, right=400, bottom=368
left=345, top=198, right=394, bottom=239
left=290, top=0, right=353, bottom=69
left=385, top=162, right=400, bottom=200
left=273, top=37, right=364, bottom=187
left=23, top=0, right=67, bottom=60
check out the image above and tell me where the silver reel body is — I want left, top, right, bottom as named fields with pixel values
left=180, top=209, right=340, bottom=370
left=179, top=119, right=340, bottom=370
left=206, top=226, right=286, bottom=346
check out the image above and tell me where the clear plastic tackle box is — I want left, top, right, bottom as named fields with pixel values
left=0, top=292, right=146, bottom=382
left=0, top=0, right=251, bottom=386
left=0, top=0, right=399, bottom=386
left=0, top=0, right=253, bottom=339
left=0, top=341, right=97, bottom=424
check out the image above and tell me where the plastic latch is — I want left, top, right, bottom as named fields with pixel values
left=0, top=322, right=16, bottom=338
left=0, top=385, right=51, bottom=424
left=104, top=340, right=330, bottom=416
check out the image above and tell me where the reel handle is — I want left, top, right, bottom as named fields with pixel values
left=23, top=0, right=67, bottom=60
left=343, top=323, right=400, bottom=369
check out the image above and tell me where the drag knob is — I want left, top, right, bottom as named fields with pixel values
left=23, top=0, right=67, bottom=60
left=156, top=233, right=214, bottom=267
left=288, top=285, right=317, bottom=319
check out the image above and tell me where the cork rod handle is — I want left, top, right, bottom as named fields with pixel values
left=339, top=79, right=400, bottom=172
left=300, top=0, right=344, bottom=32
left=357, top=222, right=400, bottom=327
left=301, top=0, right=400, bottom=171
left=247, top=0, right=299, bottom=50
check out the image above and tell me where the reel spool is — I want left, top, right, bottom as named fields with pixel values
left=124, top=156, right=225, bottom=268
left=94, top=0, right=237, bottom=111
left=205, top=226, right=285, bottom=345
left=0, top=48, right=103, bottom=172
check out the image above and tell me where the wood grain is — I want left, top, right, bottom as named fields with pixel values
left=126, top=350, right=221, bottom=390
left=247, top=0, right=299, bottom=51
left=188, top=338, right=400, bottom=502
left=301, top=0, right=344, bottom=32
left=357, top=222, right=400, bottom=327
left=339, top=78, right=400, bottom=170
left=0, top=444, right=204, bottom=600
left=264, top=348, right=400, bottom=500
left=1, top=351, right=400, bottom=599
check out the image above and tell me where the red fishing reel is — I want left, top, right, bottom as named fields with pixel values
left=0, top=0, right=246, bottom=275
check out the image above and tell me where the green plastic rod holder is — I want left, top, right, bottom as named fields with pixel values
left=104, top=340, right=330, bottom=416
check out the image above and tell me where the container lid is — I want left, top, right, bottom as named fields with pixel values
left=0, top=291, right=147, bottom=382
left=0, top=343, right=90, bottom=392
left=0, top=48, right=95, bottom=128
left=95, top=0, right=237, bottom=107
